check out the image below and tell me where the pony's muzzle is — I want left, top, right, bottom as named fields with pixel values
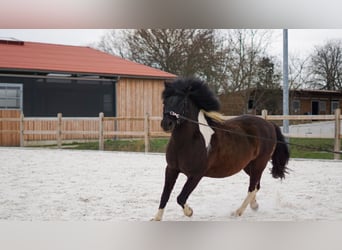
left=161, top=116, right=176, bottom=132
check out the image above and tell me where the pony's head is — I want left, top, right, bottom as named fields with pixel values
left=161, top=78, right=220, bottom=132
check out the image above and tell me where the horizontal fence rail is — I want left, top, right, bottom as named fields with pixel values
left=0, top=109, right=341, bottom=159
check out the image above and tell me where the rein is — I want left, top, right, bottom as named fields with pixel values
left=167, top=111, right=342, bottom=156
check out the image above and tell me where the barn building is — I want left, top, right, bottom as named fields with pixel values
left=291, top=89, right=342, bottom=115
left=219, top=89, right=342, bottom=116
left=0, top=38, right=176, bottom=118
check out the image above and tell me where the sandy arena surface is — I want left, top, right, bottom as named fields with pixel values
left=0, top=147, right=341, bottom=221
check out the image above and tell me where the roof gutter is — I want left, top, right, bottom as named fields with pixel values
left=0, top=69, right=177, bottom=81
left=0, top=72, right=119, bottom=82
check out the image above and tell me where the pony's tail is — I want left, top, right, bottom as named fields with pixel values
left=271, top=124, right=290, bottom=179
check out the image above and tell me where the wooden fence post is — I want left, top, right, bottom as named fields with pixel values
left=99, top=112, right=104, bottom=151
left=334, top=108, right=341, bottom=160
left=57, top=113, right=62, bottom=149
left=20, top=112, right=24, bottom=147
left=261, top=109, right=268, bottom=120
left=144, top=112, right=150, bottom=153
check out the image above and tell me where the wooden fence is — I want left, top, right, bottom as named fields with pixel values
left=0, top=110, right=21, bottom=146
left=0, top=111, right=169, bottom=152
left=0, top=109, right=341, bottom=159
left=260, top=109, right=341, bottom=160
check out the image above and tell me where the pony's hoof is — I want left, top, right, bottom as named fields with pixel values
left=150, top=218, right=161, bottom=222
left=250, top=201, right=259, bottom=211
left=151, top=209, right=164, bottom=221
left=183, top=204, right=193, bottom=217
left=232, top=209, right=243, bottom=217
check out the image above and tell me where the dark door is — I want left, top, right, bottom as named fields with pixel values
left=312, top=101, right=319, bottom=115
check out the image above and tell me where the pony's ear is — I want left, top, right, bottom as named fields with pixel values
left=185, top=83, right=193, bottom=95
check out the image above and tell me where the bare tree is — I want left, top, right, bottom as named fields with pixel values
left=95, top=29, right=129, bottom=58
left=217, top=29, right=274, bottom=93
left=125, top=29, right=224, bottom=85
left=216, top=30, right=277, bottom=113
left=250, top=56, right=282, bottom=114
left=288, top=55, right=311, bottom=90
left=95, top=29, right=226, bottom=93
left=309, top=39, right=342, bottom=90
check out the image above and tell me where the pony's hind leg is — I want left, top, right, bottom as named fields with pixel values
left=234, top=163, right=263, bottom=217
left=152, top=167, right=179, bottom=221
left=234, top=189, right=258, bottom=216
left=249, top=182, right=260, bottom=210
left=249, top=194, right=259, bottom=210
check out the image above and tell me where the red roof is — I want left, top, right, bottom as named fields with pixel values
left=0, top=40, right=176, bottom=79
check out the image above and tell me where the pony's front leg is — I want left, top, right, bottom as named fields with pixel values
left=177, top=175, right=202, bottom=218
left=152, top=167, right=179, bottom=221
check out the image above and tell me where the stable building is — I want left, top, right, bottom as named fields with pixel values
left=219, top=88, right=342, bottom=115
left=291, top=89, right=342, bottom=115
left=0, top=38, right=176, bottom=118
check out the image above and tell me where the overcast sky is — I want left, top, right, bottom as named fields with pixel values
left=1, top=29, right=342, bottom=59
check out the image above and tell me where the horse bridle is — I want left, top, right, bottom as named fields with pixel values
left=163, top=95, right=188, bottom=125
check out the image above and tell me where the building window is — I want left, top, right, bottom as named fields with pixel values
left=331, top=100, right=340, bottom=114
left=0, top=83, right=23, bottom=109
left=103, top=94, right=113, bottom=114
left=319, top=101, right=326, bottom=113
left=292, top=100, right=300, bottom=114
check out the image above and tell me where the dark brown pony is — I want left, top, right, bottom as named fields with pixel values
left=152, top=78, right=289, bottom=221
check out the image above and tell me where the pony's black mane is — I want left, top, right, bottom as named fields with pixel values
left=162, top=78, right=220, bottom=112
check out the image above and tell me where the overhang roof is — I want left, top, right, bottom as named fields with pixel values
left=293, top=89, right=342, bottom=94
left=0, top=39, right=176, bottom=79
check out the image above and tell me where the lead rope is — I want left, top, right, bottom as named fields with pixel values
left=167, top=111, right=342, bottom=155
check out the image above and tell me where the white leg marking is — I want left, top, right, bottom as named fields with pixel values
left=250, top=195, right=259, bottom=210
left=183, top=204, right=193, bottom=217
left=234, top=189, right=257, bottom=217
left=151, top=209, right=164, bottom=221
